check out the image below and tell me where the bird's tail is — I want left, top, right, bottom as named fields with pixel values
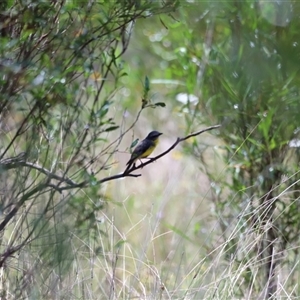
left=124, top=159, right=135, bottom=174
left=124, top=163, right=133, bottom=174
left=126, top=158, right=134, bottom=166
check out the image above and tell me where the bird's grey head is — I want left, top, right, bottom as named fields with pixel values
left=146, top=131, right=163, bottom=140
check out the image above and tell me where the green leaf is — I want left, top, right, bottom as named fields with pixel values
left=258, top=110, right=274, bottom=143
left=98, top=108, right=109, bottom=118
left=115, top=239, right=127, bottom=248
left=96, top=100, right=111, bottom=118
left=164, top=223, right=195, bottom=244
left=104, top=125, right=119, bottom=132
left=89, top=174, right=97, bottom=186
left=144, top=76, right=150, bottom=92
left=130, top=138, right=139, bottom=150
left=95, top=138, right=108, bottom=143
left=154, top=102, right=166, bottom=107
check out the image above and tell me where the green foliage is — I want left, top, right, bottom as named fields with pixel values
left=130, top=138, right=140, bottom=151
left=141, top=0, right=300, bottom=298
left=4, top=0, right=300, bottom=298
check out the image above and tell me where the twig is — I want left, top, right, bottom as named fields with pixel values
left=0, top=154, right=77, bottom=186
left=21, top=161, right=77, bottom=186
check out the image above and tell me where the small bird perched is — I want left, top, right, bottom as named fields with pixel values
left=124, top=131, right=162, bottom=173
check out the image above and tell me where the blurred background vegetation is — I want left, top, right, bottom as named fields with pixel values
left=0, top=0, right=300, bottom=299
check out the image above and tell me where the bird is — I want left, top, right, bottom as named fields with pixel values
left=124, top=130, right=162, bottom=173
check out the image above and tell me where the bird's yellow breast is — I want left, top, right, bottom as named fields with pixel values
left=140, top=137, right=159, bottom=158
left=140, top=144, right=155, bottom=158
